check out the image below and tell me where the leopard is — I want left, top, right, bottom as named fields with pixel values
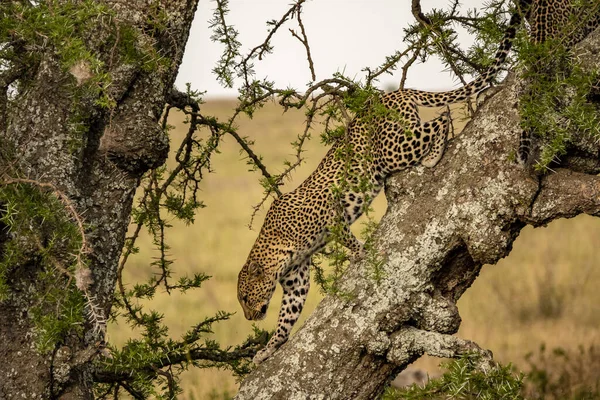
left=516, top=0, right=600, bottom=164
left=238, top=12, right=522, bottom=365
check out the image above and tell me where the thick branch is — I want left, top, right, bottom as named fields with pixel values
left=387, top=327, right=493, bottom=370
left=529, top=170, right=600, bottom=224
left=236, top=27, right=600, bottom=400
left=94, top=347, right=257, bottom=383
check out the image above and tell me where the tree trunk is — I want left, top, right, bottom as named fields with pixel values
left=236, top=27, right=600, bottom=400
left=0, top=1, right=198, bottom=398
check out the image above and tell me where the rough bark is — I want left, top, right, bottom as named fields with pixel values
left=0, top=1, right=198, bottom=398
left=236, top=28, right=600, bottom=400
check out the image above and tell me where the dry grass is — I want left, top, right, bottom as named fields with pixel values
left=108, top=99, right=600, bottom=399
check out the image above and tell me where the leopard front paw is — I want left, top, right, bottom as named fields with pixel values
left=351, top=252, right=364, bottom=263
left=349, top=244, right=365, bottom=263
left=253, top=346, right=276, bottom=365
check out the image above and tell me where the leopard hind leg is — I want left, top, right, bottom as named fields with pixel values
left=376, top=103, right=450, bottom=174
left=420, top=108, right=452, bottom=168
left=517, top=130, right=532, bottom=165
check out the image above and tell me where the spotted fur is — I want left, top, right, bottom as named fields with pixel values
left=238, top=14, right=521, bottom=365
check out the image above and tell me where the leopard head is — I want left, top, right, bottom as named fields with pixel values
left=237, top=258, right=278, bottom=321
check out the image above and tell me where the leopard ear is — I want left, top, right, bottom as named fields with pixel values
left=248, top=261, right=263, bottom=278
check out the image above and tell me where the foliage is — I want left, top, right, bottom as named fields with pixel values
left=0, top=0, right=169, bottom=126
left=383, top=354, right=524, bottom=400
left=0, top=0, right=112, bottom=70
left=95, top=310, right=259, bottom=398
left=383, top=344, right=600, bottom=400
left=517, top=1, right=600, bottom=171
left=0, top=182, right=87, bottom=352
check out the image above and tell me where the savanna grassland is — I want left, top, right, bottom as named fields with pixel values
left=108, top=99, right=600, bottom=399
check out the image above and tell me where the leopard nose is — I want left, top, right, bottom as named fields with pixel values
left=242, top=306, right=254, bottom=320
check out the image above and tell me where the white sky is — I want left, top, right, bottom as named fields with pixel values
left=176, top=0, right=485, bottom=98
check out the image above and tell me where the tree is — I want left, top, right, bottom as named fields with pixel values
left=0, top=1, right=258, bottom=398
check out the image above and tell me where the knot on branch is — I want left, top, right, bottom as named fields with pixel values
left=99, top=119, right=169, bottom=175
left=412, top=291, right=461, bottom=334
left=387, top=327, right=494, bottom=372
left=167, top=88, right=200, bottom=112
left=51, top=346, right=73, bottom=391
left=365, top=331, right=392, bottom=356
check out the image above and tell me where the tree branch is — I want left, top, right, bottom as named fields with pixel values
left=235, top=26, right=600, bottom=400
left=94, top=347, right=257, bottom=383
left=289, top=3, right=316, bottom=82
left=529, top=170, right=600, bottom=224
left=387, top=327, right=493, bottom=371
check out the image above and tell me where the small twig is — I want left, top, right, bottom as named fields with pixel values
left=227, top=128, right=283, bottom=197
left=120, top=381, right=145, bottom=400
left=410, top=0, right=474, bottom=112
left=248, top=189, right=275, bottom=229
left=366, top=47, right=413, bottom=88
left=400, top=47, right=420, bottom=90
left=214, top=0, right=239, bottom=74
left=117, top=188, right=149, bottom=325
left=289, top=2, right=316, bottom=81
left=94, top=382, right=114, bottom=399
left=154, top=367, right=177, bottom=398
left=239, top=0, right=306, bottom=64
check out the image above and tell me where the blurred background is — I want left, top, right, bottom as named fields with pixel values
left=109, top=1, right=600, bottom=398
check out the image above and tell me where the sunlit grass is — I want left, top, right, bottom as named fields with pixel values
left=108, top=99, right=600, bottom=399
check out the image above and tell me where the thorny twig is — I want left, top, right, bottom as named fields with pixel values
left=289, top=2, right=316, bottom=82
left=0, top=177, right=106, bottom=335
left=154, top=367, right=177, bottom=399
left=400, top=47, right=421, bottom=90
left=238, top=0, right=307, bottom=68
left=411, top=0, right=474, bottom=112
left=1, top=177, right=89, bottom=261
left=95, top=345, right=258, bottom=384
